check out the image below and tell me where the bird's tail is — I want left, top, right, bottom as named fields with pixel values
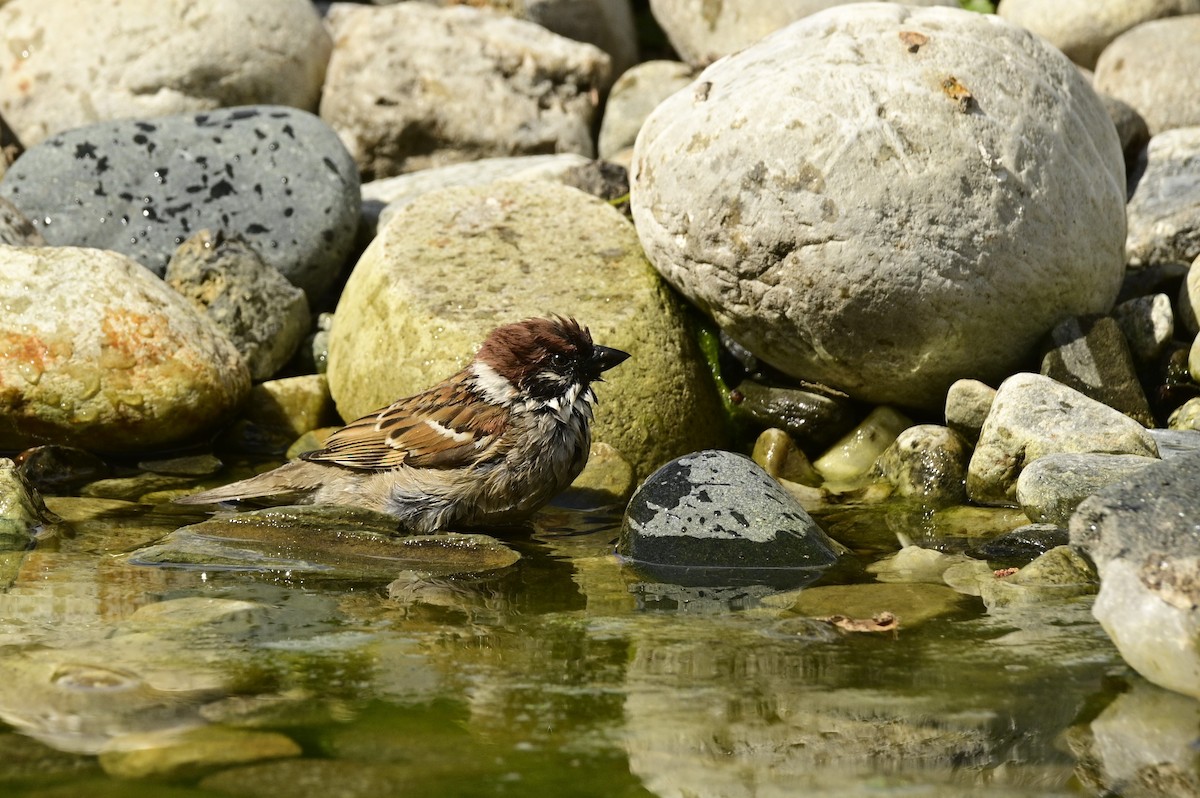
left=174, top=460, right=330, bottom=506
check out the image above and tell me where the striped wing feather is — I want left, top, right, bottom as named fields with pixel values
left=303, top=373, right=509, bottom=471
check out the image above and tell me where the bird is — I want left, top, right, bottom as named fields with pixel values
left=175, top=316, right=630, bottom=533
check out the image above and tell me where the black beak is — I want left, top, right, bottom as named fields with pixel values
left=590, top=345, right=630, bottom=379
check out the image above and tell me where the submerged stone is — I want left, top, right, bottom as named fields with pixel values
left=763, top=582, right=976, bottom=629
left=618, top=450, right=842, bottom=588
left=99, top=726, right=301, bottom=781
left=127, top=505, right=520, bottom=580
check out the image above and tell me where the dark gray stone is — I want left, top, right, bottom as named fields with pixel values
left=618, top=450, right=841, bottom=587
left=968, top=523, right=1070, bottom=567
left=0, top=196, right=42, bottom=245
left=730, top=379, right=856, bottom=452
left=0, top=106, right=360, bottom=300
left=1040, top=315, right=1155, bottom=426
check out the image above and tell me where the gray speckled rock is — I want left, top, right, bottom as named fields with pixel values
left=967, top=373, right=1159, bottom=506
left=0, top=106, right=360, bottom=300
left=1070, top=452, right=1200, bottom=699
left=0, top=0, right=331, bottom=147
left=1124, top=127, right=1200, bottom=269
left=944, top=379, right=995, bottom=444
left=165, top=230, right=310, bottom=382
left=0, top=245, right=250, bottom=454
left=618, top=450, right=841, bottom=586
left=1095, top=17, right=1200, bottom=135
left=319, top=3, right=609, bottom=180
left=1112, top=293, right=1174, bottom=364
left=632, top=5, right=1126, bottom=409
left=1016, top=452, right=1160, bottom=526
left=870, top=424, right=969, bottom=506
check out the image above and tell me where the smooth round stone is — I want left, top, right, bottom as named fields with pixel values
left=632, top=5, right=1125, bottom=409
left=0, top=0, right=331, bottom=146
left=871, top=424, right=969, bottom=506
left=598, top=60, right=695, bottom=159
left=0, top=106, right=361, bottom=300
left=1095, top=16, right=1200, bottom=135
left=618, top=450, right=841, bottom=587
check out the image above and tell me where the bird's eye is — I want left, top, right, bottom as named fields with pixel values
left=549, top=353, right=571, bottom=371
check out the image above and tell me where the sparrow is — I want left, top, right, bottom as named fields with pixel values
left=176, top=316, right=630, bottom=533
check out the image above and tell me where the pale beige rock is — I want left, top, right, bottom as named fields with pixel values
left=1095, top=15, right=1200, bottom=135
left=327, top=181, right=728, bottom=478
left=320, top=3, right=609, bottom=180
left=0, top=245, right=249, bottom=453
left=999, top=0, right=1200, bottom=69
left=598, top=60, right=695, bottom=159
left=0, top=0, right=331, bottom=146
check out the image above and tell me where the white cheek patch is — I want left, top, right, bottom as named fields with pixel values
left=470, top=361, right=517, bottom=404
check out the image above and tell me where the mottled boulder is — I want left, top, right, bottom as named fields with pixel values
left=165, top=230, right=310, bottom=382
left=1070, top=452, right=1200, bottom=699
left=619, top=450, right=842, bottom=587
left=326, top=181, right=728, bottom=478
left=0, top=106, right=360, bottom=300
left=0, top=0, right=330, bottom=146
left=1016, top=453, right=1160, bottom=526
left=632, top=5, right=1125, bottom=409
left=1124, top=127, right=1200, bottom=269
left=0, top=245, right=249, bottom=453
left=319, top=3, right=609, bottom=180
left=967, top=374, right=1158, bottom=506
left=870, top=424, right=969, bottom=506
left=1112, top=293, right=1174, bottom=364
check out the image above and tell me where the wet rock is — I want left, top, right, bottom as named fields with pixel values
left=319, top=3, right=609, bottom=180
left=944, top=378, right=996, bottom=444
left=998, top=0, right=1200, bottom=70
left=166, top=230, right=311, bottom=382
left=363, top=153, right=593, bottom=238
left=968, top=523, right=1071, bottom=567
left=1112, top=293, right=1174, bottom=364
left=866, top=545, right=974, bottom=585
left=0, top=246, right=250, bottom=453
left=0, top=732, right=99, bottom=782
left=647, top=0, right=955, bottom=67
left=1070, top=451, right=1200, bottom=699
left=326, top=180, right=729, bottom=478
left=138, top=454, right=224, bottom=478
left=99, top=726, right=301, bottom=781
left=751, top=428, right=821, bottom=487
left=556, top=442, right=636, bottom=509
left=128, top=505, right=521, bottom=580
left=14, top=446, right=111, bottom=495
left=201, top=759, right=415, bottom=798
left=1016, top=453, right=1160, bottom=526
left=618, top=450, right=842, bottom=587
left=763, top=582, right=975, bottom=629
left=0, top=197, right=43, bottom=246
left=967, top=373, right=1158, bottom=506
left=0, top=458, right=58, bottom=550
left=1123, top=127, right=1200, bottom=269
left=598, top=60, right=695, bottom=160
left=1151, top=428, right=1200, bottom=459
left=0, top=106, right=361, bottom=301
left=870, top=424, right=969, bottom=506
left=813, top=406, right=912, bottom=486
left=1095, top=17, right=1200, bottom=135
left=81, top=473, right=197, bottom=502
left=1169, top=398, right=1200, bottom=431
left=241, top=375, right=337, bottom=444
left=0, top=0, right=330, bottom=146
left=977, top=546, right=1098, bottom=611
left=1068, top=679, right=1200, bottom=797
left=632, top=5, right=1125, bottom=409
left=730, top=379, right=857, bottom=453
left=1040, top=315, right=1155, bottom=426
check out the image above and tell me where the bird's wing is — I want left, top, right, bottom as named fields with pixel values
left=302, top=373, right=509, bottom=471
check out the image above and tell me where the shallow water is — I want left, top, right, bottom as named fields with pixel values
left=0, top=492, right=1157, bottom=797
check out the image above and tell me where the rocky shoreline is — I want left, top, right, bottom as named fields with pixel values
left=2, top=1, right=1200, bottom=786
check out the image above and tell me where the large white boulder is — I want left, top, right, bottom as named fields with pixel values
left=631, top=4, right=1126, bottom=409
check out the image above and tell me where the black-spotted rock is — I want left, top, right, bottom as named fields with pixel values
left=0, top=106, right=360, bottom=300
left=618, top=450, right=842, bottom=587
left=165, top=230, right=311, bottom=381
